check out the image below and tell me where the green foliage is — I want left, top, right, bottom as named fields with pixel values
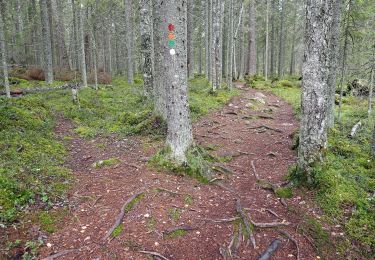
left=184, top=195, right=194, bottom=205
left=277, top=79, right=295, bottom=88
left=164, top=229, right=187, bottom=238
left=0, top=97, right=71, bottom=223
left=275, top=187, right=293, bottom=198
left=168, top=208, right=181, bottom=222
left=124, top=193, right=145, bottom=213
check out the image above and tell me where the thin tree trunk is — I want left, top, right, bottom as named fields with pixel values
left=298, top=0, right=333, bottom=182
left=0, top=3, right=10, bottom=98
left=277, top=0, right=286, bottom=78
left=77, top=1, right=87, bottom=87
left=153, top=0, right=167, bottom=119
left=368, top=66, right=374, bottom=115
left=55, top=0, right=70, bottom=69
left=40, top=0, right=54, bottom=84
left=227, top=0, right=234, bottom=88
left=270, top=0, right=276, bottom=77
left=205, top=0, right=211, bottom=80
left=72, top=0, right=79, bottom=70
left=90, top=30, right=98, bottom=90
left=140, top=0, right=154, bottom=98
left=289, top=2, right=297, bottom=75
left=247, top=0, right=256, bottom=76
left=265, top=0, right=269, bottom=80
left=124, top=0, right=134, bottom=84
left=326, top=0, right=342, bottom=128
left=162, top=0, right=193, bottom=162
left=187, top=0, right=194, bottom=79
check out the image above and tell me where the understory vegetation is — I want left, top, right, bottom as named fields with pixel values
left=0, top=76, right=239, bottom=224
left=246, top=75, right=375, bottom=256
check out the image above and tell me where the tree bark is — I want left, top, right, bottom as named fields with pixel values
left=277, top=0, right=286, bottom=78
left=227, top=0, right=234, bottom=88
left=72, top=0, right=79, bottom=70
left=298, top=0, right=333, bottom=182
left=140, top=0, right=154, bottom=98
left=40, top=0, right=54, bottom=84
left=153, top=0, right=167, bottom=119
left=264, top=0, right=269, bottom=80
left=124, top=0, right=134, bottom=84
left=326, top=0, right=342, bottom=128
left=0, top=2, right=10, bottom=98
left=161, top=0, right=193, bottom=162
left=205, top=0, right=211, bottom=80
left=187, top=0, right=194, bottom=79
left=247, top=0, right=256, bottom=76
left=55, top=0, right=70, bottom=69
left=289, top=2, right=297, bottom=75
left=77, top=1, right=87, bottom=87
left=270, top=0, right=276, bottom=77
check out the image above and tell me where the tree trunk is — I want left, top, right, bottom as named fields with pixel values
left=72, top=0, right=79, bottom=70
left=298, top=0, right=333, bottom=182
left=289, top=2, right=297, bottom=75
left=153, top=0, right=167, bottom=119
left=77, top=1, right=87, bottom=87
left=40, top=0, right=54, bottom=84
left=247, top=0, right=256, bottom=76
left=205, top=0, right=211, bottom=80
left=326, top=0, right=342, bottom=128
left=227, top=0, right=234, bottom=88
left=124, top=0, right=134, bottom=84
left=265, top=0, right=269, bottom=80
left=187, top=0, right=194, bottom=79
left=140, top=0, right=154, bottom=98
left=270, top=0, right=276, bottom=77
left=161, top=0, right=193, bottom=162
left=368, top=66, right=374, bottom=115
left=0, top=3, right=10, bottom=98
left=55, top=0, right=70, bottom=69
left=277, top=0, right=286, bottom=78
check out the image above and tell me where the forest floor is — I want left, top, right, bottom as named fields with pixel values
left=21, top=82, right=332, bottom=260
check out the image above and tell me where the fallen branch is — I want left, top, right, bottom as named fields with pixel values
left=236, top=199, right=256, bottom=249
left=138, top=250, right=170, bottom=260
left=349, top=121, right=361, bottom=138
left=41, top=249, right=79, bottom=260
left=279, top=231, right=300, bottom=260
left=103, top=190, right=145, bottom=241
left=257, top=238, right=282, bottom=260
left=265, top=209, right=282, bottom=220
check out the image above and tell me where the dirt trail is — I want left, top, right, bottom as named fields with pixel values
left=39, top=83, right=319, bottom=260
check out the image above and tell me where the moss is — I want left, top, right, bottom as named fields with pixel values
left=184, top=195, right=194, bottom=205
left=277, top=79, right=295, bottom=88
left=146, top=217, right=157, bottom=232
left=92, top=158, right=120, bottom=168
left=164, top=229, right=187, bottom=238
left=168, top=208, right=181, bottom=222
left=75, top=126, right=97, bottom=138
left=111, top=224, right=123, bottom=238
left=275, top=187, right=293, bottom=198
left=124, top=193, right=145, bottom=213
left=37, top=209, right=67, bottom=233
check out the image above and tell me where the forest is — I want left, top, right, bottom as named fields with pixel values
left=0, top=0, right=374, bottom=259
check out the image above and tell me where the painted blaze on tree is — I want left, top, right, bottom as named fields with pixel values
left=163, top=1, right=193, bottom=163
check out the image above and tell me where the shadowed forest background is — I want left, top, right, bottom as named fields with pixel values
left=0, top=0, right=374, bottom=259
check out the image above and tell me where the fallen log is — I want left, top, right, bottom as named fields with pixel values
left=0, top=83, right=80, bottom=96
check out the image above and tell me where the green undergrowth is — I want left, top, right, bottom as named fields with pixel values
left=0, top=97, right=71, bottom=223
left=247, top=76, right=374, bottom=256
left=149, top=145, right=214, bottom=183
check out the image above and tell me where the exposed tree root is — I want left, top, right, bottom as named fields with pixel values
left=213, top=164, right=235, bottom=174
left=265, top=209, right=282, bottom=220
left=247, top=125, right=283, bottom=133
left=103, top=190, right=145, bottom=241
left=163, top=225, right=196, bottom=236
left=250, top=219, right=290, bottom=228
left=202, top=216, right=240, bottom=223
left=236, top=199, right=256, bottom=249
left=155, top=187, right=182, bottom=196
left=279, top=231, right=300, bottom=260
left=257, top=238, right=282, bottom=260
left=138, top=250, right=170, bottom=260
left=41, top=249, right=79, bottom=260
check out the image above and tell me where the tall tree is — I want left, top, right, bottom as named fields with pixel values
left=270, top=0, right=276, bottom=77
left=227, top=0, right=234, bottom=88
left=0, top=0, right=10, bottom=98
left=326, top=0, right=342, bottom=128
left=264, top=0, right=269, bottom=80
left=247, top=0, right=257, bottom=76
left=277, top=0, right=286, bottom=78
left=211, top=0, right=223, bottom=91
left=298, top=0, right=333, bottom=182
left=162, top=0, right=193, bottom=162
left=40, top=0, right=54, bottom=84
left=187, top=0, right=194, bottom=79
left=205, top=0, right=211, bottom=80
left=153, top=0, right=167, bottom=119
left=140, top=0, right=154, bottom=97
left=124, top=0, right=134, bottom=84
left=77, top=1, right=87, bottom=87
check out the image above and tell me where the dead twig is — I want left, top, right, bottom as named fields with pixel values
left=279, top=231, right=300, bottom=260
left=257, top=238, right=282, bottom=260
left=103, top=190, right=145, bottom=241
left=265, top=209, right=282, bottom=220
left=251, top=160, right=260, bottom=180
left=138, top=250, right=170, bottom=260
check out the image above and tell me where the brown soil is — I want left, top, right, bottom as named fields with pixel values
left=3, top=83, right=326, bottom=260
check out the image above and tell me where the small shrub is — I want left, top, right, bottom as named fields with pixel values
left=277, top=79, right=294, bottom=88
left=26, top=66, right=45, bottom=81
